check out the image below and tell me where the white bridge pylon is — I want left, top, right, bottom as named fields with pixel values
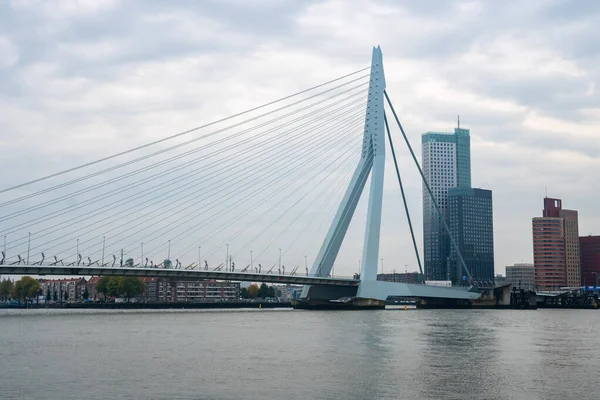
left=302, top=46, right=385, bottom=299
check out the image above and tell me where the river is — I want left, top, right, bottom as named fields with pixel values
left=0, top=308, right=598, bottom=399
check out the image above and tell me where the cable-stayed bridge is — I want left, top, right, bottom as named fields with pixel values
left=0, top=46, right=480, bottom=308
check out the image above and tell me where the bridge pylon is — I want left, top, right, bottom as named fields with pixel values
left=299, top=45, right=386, bottom=306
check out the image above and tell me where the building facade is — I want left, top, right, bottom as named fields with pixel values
left=533, top=217, right=566, bottom=289
left=421, top=127, right=471, bottom=281
left=40, top=278, right=87, bottom=302
left=505, top=263, right=535, bottom=290
left=377, top=272, right=425, bottom=284
left=532, top=198, right=580, bottom=290
left=448, top=187, right=494, bottom=284
left=560, top=209, right=580, bottom=287
left=580, top=235, right=600, bottom=286
left=148, top=278, right=240, bottom=302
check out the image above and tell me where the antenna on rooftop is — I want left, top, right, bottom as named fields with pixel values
left=457, top=115, right=460, bottom=129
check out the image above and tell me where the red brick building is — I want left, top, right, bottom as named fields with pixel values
left=580, top=235, right=600, bottom=287
left=533, top=198, right=580, bottom=290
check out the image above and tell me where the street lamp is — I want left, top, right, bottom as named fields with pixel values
left=226, top=244, right=229, bottom=271
left=102, top=236, right=106, bottom=266
left=26, top=232, right=31, bottom=265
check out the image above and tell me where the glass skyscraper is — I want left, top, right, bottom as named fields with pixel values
left=422, top=125, right=493, bottom=283
left=448, top=187, right=494, bottom=284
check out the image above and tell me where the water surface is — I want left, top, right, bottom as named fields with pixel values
left=1, top=308, right=598, bottom=399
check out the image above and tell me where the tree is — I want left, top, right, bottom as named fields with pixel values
left=64, top=290, right=69, bottom=301
left=104, top=277, right=145, bottom=301
left=46, top=287, right=51, bottom=302
left=275, top=288, right=282, bottom=297
left=118, top=277, right=146, bottom=301
left=82, top=287, right=89, bottom=300
left=53, top=291, right=58, bottom=302
left=96, top=277, right=110, bottom=301
left=11, top=276, right=41, bottom=305
left=0, top=279, right=14, bottom=302
left=266, top=286, right=276, bottom=298
left=258, top=283, right=269, bottom=298
left=240, top=287, right=248, bottom=299
left=247, top=284, right=259, bottom=298
left=106, top=276, right=121, bottom=297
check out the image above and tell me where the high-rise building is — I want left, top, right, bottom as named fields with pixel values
left=580, top=235, right=600, bottom=287
left=561, top=209, right=580, bottom=286
left=421, top=127, right=471, bottom=280
left=505, top=263, right=535, bottom=290
left=447, top=187, right=494, bottom=284
left=532, top=198, right=580, bottom=289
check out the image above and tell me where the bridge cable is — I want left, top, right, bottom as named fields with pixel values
left=73, top=120, right=363, bottom=262
left=148, top=129, right=363, bottom=263
left=1, top=97, right=367, bottom=246
left=0, top=67, right=370, bottom=196
left=16, top=112, right=364, bottom=263
left=181, top=135, right=362, bottom=264
left=383, top=112, right=423, bottom=275
left=0, top=82, right=368, bottom=220
left=231, top=150, right=359, bottom=264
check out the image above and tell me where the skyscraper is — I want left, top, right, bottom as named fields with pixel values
left=421, top=127, right=471, bottom=281
left=448, top=187, right=494, bottom=284
left=532, top=198, right=580, bottom=289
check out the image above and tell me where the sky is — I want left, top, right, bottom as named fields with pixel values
left=1, top=0, right=599, bottom=277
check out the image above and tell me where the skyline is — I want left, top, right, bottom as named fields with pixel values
left=1, top=1, right=599, bottom=275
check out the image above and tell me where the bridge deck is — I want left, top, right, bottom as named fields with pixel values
left=0, top=265, right=359, bottom=287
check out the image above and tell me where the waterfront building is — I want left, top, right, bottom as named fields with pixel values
left=447, top=187, right=494, bottom=284
left=152, top=278, right=240, bottom=302
left=494, top=274, right=509, bottom=286
left=421, top=126, right=471, bottom=281
left=580, top=235, right=600, bottom=286
left=39, top=278, right=87, bottom=302
left=86, top=276, right=102, bottom=300
left=505, top=263, right=535, bottom=290
left=532, top=198, right=580, bottom=289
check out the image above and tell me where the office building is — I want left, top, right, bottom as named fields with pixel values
left=505, top=263, right=535, bottom=290
left=447, top=187, right=494, bottom=284
left=580, top=235, right=600, bottom=286
left=421, top=127, right=471, bottom=280
left=532, top=198, right=580, bottom=289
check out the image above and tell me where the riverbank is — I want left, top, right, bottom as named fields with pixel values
left=0, top=301, right=292, bottom=310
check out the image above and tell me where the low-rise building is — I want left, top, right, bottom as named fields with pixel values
left=85, top=277, right=240, bottom=303
left=505, top=263, right=535, bottom=290
left=40, top=278, right=87, bottom=302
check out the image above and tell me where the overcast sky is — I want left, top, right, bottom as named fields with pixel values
left=1, top=0, right=599, bottom=276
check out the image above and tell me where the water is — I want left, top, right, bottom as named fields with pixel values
left=0, top=308, right=598, bottom=400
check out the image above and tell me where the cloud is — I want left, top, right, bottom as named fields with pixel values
left=0, top=0, right=599, bottom=276
left=0, top=37, right=19, bottom=68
